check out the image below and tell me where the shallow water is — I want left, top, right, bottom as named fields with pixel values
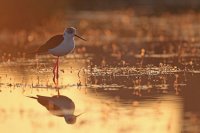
left=0, top=54, right=197, bottom=133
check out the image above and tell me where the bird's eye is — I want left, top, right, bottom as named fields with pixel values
left=67, top=28, right=73, bottom=34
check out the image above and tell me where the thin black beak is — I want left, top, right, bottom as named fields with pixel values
left=75, top=34, right=87, bottom=41
left=76, top=112, right=85, bottom=117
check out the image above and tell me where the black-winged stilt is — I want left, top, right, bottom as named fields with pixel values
left=35, top=27, right=86, bottom=95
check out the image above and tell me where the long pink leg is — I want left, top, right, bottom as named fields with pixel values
left=53, top=58, right=58, bottom=84
left=56, top=57, right=60, bottom=95
left=53, top=56, right=60, bottom=95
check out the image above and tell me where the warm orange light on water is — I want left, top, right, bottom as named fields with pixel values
left=0, top=89, right=183, bottom=133
left=0, top=57, right=183, bottom=133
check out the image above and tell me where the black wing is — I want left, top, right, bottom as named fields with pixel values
left=37, top=35, right=64, bottom=53
left=37, top=95, right=64, bottom=116
left=52, top=95, right=75, bottom=109
left=36, top=95, right=51, bottom=107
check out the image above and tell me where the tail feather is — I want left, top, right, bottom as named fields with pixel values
left=26, top=96, right=38, bottom=99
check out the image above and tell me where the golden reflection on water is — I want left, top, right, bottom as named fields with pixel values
left=0, top=90, right=182, bottom=133
left=0, top=58, right=183, bottom=133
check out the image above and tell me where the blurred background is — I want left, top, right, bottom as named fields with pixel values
left=1, top=0, right=200, bottom=30
left=1, top=0, right=200, bottom=56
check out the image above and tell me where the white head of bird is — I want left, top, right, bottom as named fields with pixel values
left=63, top=27, right=76, bottom=39
left=63, top=27, right=86, bottom=41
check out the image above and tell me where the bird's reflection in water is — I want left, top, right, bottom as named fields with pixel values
left=27, top=95, right=83, bottom=124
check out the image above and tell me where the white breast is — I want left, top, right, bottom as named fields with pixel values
left=48, top=39, right=75, bottom=56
